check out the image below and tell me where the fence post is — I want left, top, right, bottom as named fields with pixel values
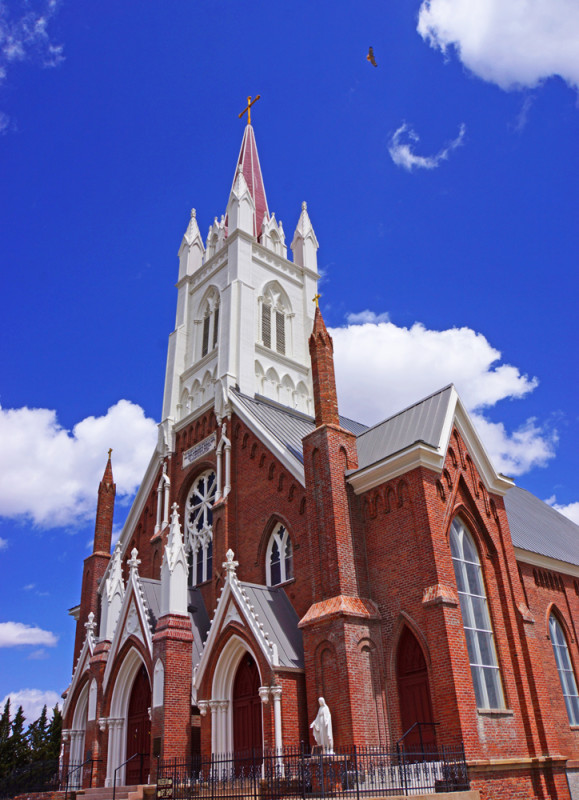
left=301, top=742, right=306, bottom=800
left=400, top=746, right=408, bottom=797
left=353, top=745, right=360, bottom=800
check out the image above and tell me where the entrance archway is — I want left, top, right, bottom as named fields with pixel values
left=396, top=627, right=435, bottom=752
left=232, top=653, right=262, bottom=754
left=125, top=665, right=151, bottom=784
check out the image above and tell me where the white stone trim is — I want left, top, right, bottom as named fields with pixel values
left=514, top=548, right=579, bottom=579
left=103, top=551, right=153, bottom=692
left=348, top=387, right=514, bottom=497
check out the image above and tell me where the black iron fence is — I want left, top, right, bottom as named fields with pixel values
left=157, top=744, right=469, bottom=799
left=0, top=758, right=100, bottom=800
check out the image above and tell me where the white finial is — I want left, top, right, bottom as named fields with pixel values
left=223, top=549, right=239, bottom=576
left=302, top=201, right=307, bottom=211
left=85, top=611, right=96, bottom=637
left=128, top=548, right=141, bottom=572
left=191, top=208, right=196, bottom=218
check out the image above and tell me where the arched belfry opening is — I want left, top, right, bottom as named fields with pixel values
left=125, top=664, right=151, bottom=784
left=396, top=627, right=436, bottom=752
left=232, top=653, right=262, bottom=754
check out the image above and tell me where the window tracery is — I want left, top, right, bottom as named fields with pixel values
left=199, top=290, right=220, bottom=359
left=185, top=470, right=216, bottom=585
left=266, top=523, right=293, bottom=586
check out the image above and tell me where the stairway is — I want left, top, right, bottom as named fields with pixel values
left=76, top=785, right=155, bottom=800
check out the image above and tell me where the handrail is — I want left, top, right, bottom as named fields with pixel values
left=396, top=721, right=440, bottom=751
left=63, top=757, right=100, bottom=800
left=113, top=752, right=144, bottom=800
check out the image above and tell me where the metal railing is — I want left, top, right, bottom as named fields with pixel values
left=395, top=722, right=440, bottom=754
left=113, top=752, right=145, bottom=800
left=64, top=758, right=101, bottom=800
left=156, top=743, right=469, bottom=799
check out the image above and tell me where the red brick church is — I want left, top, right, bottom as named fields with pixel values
left=62, top=119, right=579, bottom=800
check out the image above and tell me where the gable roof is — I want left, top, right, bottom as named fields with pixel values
left=355, top=385, right=454, bottom=471
left=505, top=486, right=579, bottom=569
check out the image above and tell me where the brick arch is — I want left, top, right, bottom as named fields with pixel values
left=256, top=513, right=294, bottom=578
left=546, top=602, right=575, bottom=645
left=314, top=640, right=338, bottom=700
left=449, top=474, right=498, bottom=558
left=388, top=611, right=431, bottom=680
left=65, top=673, right=90, bottom=730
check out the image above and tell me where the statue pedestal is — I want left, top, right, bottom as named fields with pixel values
left=308, top=752, right=342, bottom=795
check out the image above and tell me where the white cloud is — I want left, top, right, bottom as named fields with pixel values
left=330, top=314, right=556, bottom=476
left=389, top=123, right=465, bottom=172
left=0, top=0, right=63, bottom=93
left=0, top=537, right=7, bottom=550
left=0, top=622, right=58, bottom=648
left=546, top=496, right=579, bottom=525
left=346, top=310, right=390, bottom=324
left=0, top=399, right=158, bottom=528
left=1, top=689, right=61, bottom=722
left=417, top=0, right=579, bottom=92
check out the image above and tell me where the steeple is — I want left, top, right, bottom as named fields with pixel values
left=229, top=124, right=269, bottom=238
left=93, top=450, right=116, bottom=555
left=309, top=304, right=340, bottom=428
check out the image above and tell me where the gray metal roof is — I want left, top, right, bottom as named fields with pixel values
left=355, top=385, right=454, bottom=471
left=188, top=587, right=211, bottom=666
left=140, top=578, right=162, bottom=631
left=140, top=579, right=210, bottom=665
left=240, top=581, right=304, bottom=669
left=232, top=390, right=367, bottom=465
left=505, top=486, right=579, bottom=568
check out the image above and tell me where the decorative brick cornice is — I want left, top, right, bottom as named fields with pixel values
left=298, top=595, right=379, bottom=628
left=422, top=583, right=459, bottom=608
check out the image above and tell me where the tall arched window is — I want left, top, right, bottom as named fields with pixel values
left=450, top=517, right=505, bottom=709
left=549, top=613, right=579, bottom=725
left=266, top=523, right=293, bottom=586
left=199, top=290, right=220, bottom=359
left=260, top=285, right=290, bottom=356
left=185, top=470, right=216, bottom=585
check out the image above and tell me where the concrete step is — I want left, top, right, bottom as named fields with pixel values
left=76, top=785, right=141, bottom=800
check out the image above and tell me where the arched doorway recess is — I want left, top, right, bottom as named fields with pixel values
left=232, top=653, right=262, bottom=754
left=125, top=665, right=151, bottom=784
left=396, top=627, right=436, bottom=752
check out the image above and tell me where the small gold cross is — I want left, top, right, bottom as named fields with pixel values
left=238, top=95, right=261, bottom=126
left=108, top=448, right=113, bottom=457
left=313, top=293, right=321, bottom=307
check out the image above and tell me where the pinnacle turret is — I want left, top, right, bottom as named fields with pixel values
left=93, top=450, right=116, bottom=555
left=291, top=201, right=319, bottom=271
left=309, top=305, right=340, bottom=428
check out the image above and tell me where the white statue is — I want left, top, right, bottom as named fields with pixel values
left=310, top=697, right=334, bottom=753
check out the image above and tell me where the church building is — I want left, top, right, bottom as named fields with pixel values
left=62, top=117, right=579, bottom=800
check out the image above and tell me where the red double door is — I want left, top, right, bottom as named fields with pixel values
left=232, top=654, right=262, bottom=755
left=396, top=627, right=436, bottom=752
left=125, top=665, right=151, bottom=785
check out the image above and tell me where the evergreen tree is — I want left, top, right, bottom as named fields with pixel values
left=7, top=706, right=30, bottom=773
left=0, top=698, right=11, bottom=777
left=27, top=705, right=49, bottom=759
left=46, top=705, right=62, bottom=762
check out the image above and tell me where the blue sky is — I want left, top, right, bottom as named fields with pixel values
left=1, top=0, right=578, bottom=722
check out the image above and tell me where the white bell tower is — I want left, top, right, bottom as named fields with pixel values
left=159, top=115, right=320, bottom=451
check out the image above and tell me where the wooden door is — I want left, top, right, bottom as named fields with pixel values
left=232, top=654, right=262, bottom=755
left=125, top=665, right=151, bottom=785
left=396, top=627, right=436, bottom=752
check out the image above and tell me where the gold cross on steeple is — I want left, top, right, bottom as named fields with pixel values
left=108, top=448, right=113, bottom=458
left=313, top=293, right=321, bottom=307
left=239, top=95, right=261, bottom=126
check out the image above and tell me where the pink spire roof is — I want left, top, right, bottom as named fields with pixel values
left=229, top=123, right=269, bottom=238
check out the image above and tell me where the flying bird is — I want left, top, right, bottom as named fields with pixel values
left=367, top=46, right=377, bottom=67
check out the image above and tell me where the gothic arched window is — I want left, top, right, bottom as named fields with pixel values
left=199, top=290, right=220, bottom=359
left=549, top=613, right=579, bottom=725
left=260, top=285, right=290, bottom=356
left=449, top=517, right=505, bottom=709
left=266, top=523, right=293, bottom=586
left=185, top=470, right=216, bottom=585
